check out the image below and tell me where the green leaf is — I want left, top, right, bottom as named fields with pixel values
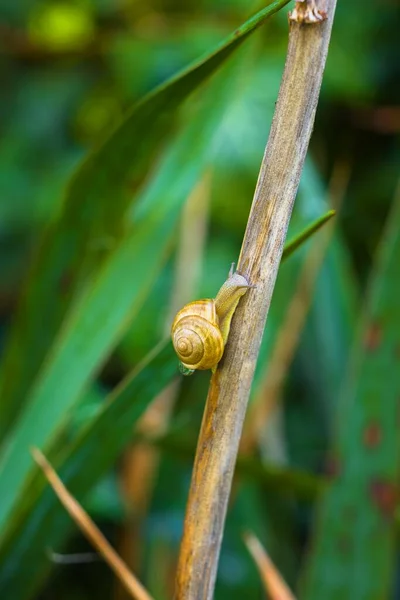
left=301, top=186, right=400, bottom=600
left=0, top=69, right=235, bottom=532
left=281, top=210, right=336, bottom=262
left=0, top=341, right=178, bottom=598
left=0, top=0, right=292, bottom=433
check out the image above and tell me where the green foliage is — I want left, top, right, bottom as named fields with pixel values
left=0, top=342, right=176, bottom=597
left=282, top=209, right=335, bottom=262
left=0, top=0, right=291, bottom=434
left=301, top=188, right=400, bottom=600
left=0, top=0, right=399, bottom=598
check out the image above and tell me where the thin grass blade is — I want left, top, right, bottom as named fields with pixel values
left=0, top=342, right=177, bottom=598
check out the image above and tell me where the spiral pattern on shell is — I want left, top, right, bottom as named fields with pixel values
left=171, top=301, right=224, bottom=371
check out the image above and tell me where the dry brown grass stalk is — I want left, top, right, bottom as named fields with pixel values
left=175, top=1, right=337, bottom=598
left=244, top=531, right=297, bottom=600
left=31, top=448, right=154, bottom=600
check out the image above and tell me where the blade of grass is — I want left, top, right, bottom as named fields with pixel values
left=32, top=448, right=154, bottom=600
left=244, top=531, right=297, bottom=600
left=0, top=67, right=236, bottom=532
left=301, top=180, right=400, bottom=599
left=281, top=210, right=335, bottom=262
left=0, top=209, right=176, bottom=531
left=0, top=0, right=292, bottom=436
left=0, top=341, right=176, bottom=598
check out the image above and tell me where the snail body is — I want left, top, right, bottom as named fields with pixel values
left=171, top=267, right=251, bottom=374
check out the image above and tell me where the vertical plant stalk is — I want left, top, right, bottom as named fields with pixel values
left=31, top=449, right=154, bottom=600
left=175, top=1, right=337, bottom=598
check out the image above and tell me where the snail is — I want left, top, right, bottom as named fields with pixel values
left=171, top=264, right=252, bottom=375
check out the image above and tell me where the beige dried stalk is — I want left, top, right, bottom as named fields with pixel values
left=32, top=449, right=153, bottom=600
left=175, top=1, right=337, bottom=598
left=244, top=531, right=297, bottom=600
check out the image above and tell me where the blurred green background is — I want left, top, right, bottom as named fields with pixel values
left=0, top=0, right=399, bottom=599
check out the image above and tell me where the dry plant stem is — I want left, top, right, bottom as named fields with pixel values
left=31, top=448, right=154, bottom=600
left=244, top=532, right=296, bottom=600
left=175, top=1, right=337, bottom=598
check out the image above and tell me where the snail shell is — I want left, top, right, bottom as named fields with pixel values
left=171, top=300, right=224, bottom=371
left=171, top=266, right=252, bottom=374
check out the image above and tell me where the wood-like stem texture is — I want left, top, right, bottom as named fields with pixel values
left=175, top=1, right=337, bottom=598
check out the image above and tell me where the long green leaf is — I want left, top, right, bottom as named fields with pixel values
left=0, top=0, right=291, bottom=434
left=0, top=342, right=177, bottom=599
left=281, top=210, right=335, bottom=262
left=301, top=186, right=400, bottom=600
left=0, top=69, right=235, bottom=532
